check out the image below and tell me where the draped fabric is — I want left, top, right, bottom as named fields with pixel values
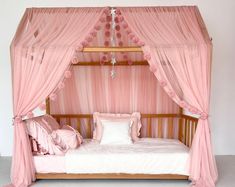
left=50, top=66, right=179, bottom=114
left=119, top=6, right=217, bottom=187
left=10, top=8, right=106, bottom=187
left=50, top=66, right=180, bottom=138
left=9, top=6, right=217, bottom=187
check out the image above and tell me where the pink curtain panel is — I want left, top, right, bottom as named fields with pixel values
left=8, top=6, right=217, bottom=187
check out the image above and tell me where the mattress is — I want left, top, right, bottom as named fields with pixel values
left=34, top=138, right=189, bottom=175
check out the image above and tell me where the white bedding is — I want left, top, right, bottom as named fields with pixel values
left=65, top=138, right=189, bottom=175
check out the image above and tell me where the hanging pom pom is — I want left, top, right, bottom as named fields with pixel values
left=64, top=70, right=72, bottom=78
left=99, top=16, right=106, bottom=23
left=118, top=41, right=123, bottom=46
left=138, top=41, right=145, bottom=46
left=81, top=41, right=88, bottom=47
left=179, top=101, right=187, bottom=108
left=75, top=44, right=83, bottom=52
left=90, top=30, right=97, bottom=37
left=116, top=32, right=122, bottom=39
left=104, top=41, right=109, bottom=47
left=14, top=116, right=22, bottom=123
left=133, top=37, right=139, bottom=43
left=114, top=17, right=119, bottom=23
left=118, top=15, right=124, bottom=22
left=116, top=9, right=121, bottom=15
left=168, top=91, right=176, bottom=98
left=115, top=25, right=120, bottom=31
left=159, top=80, right=167, bottom=87
left=126, top=29, right=132, bottom=34
left=71, top=57, right=78, bottom=64
left=128, top=33, right=135, bottom=40
left=149, top=66, right=157, bottom=73
left=85, top=36, right=93, bottom=43
left=104, top=8, right=109, bottom=15
left=105, top=31, right=110, bottom=37
left=49, top=93, right=57, bottom=101
left=94, top=24, right=101, bottom=31
left=27, top=112, right=34, bottom=118
left=102, top=55, right=107, bottom=62
left=106, top=16, right=112, bottom=22
left=123, top=54, right=128, bottom=60
left=128, top=60, right=133, bottom=65
left=144, top=53, right=151, bottom=61
left=100, top=60, right=105, bottom=65
left=58, top=82, right=65, bottom=89
left=39, top=103, right=46, bottom=111
left=200, top=112, right=208, bottom=120
left=105, top=23, right=111, bottom=30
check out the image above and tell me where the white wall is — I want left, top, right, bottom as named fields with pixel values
left=0, top=0, right=234, bottom=156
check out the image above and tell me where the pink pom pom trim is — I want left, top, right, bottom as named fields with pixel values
left=94, top=25, right=101, bottom=31
left=118, top=41, right=123, bottom=46
left=75, top=44, right=83, bottom=52
left=105, top=23, right=111, bottom=30
left=99, top=17, right=106, bottom=23
left=64, top=70, right=72, bottom=78
left=105, top=31, right=110, bottom=37
left=27, top=112, right=34, bottom=118
left=159, top=80, right=167, bottom=87
left=58, top=82, right=65, bottom=89
left=118, top=15, right=124, bottom=22
left=144, top=54, right=151, bottom=61
left=116, top=32, right=122, bottom=38
left=149, top=66, right=157, bottom=73
left=122, top=22, right=128, bottom=29
left=71, top=57, right=78, bottom=64
left=128, top=60, right=133, bottom=65
left=115, top=25, right=120, bottom=31
left=168, top=91, right=176, bottom=98
left=49, top=93, right=57, bottom=101
left=138, top=41, right=145, bottom=46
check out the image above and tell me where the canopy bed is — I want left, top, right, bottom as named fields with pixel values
left=9, top=6, right=217, bottom=187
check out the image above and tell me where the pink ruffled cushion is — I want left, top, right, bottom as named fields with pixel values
left=42, top=114, right=60, bottom=131
left=93, top=112, right=142, bottom=142
left=26, top=115, right=83, bottom=155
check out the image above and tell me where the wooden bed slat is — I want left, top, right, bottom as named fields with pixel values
left=167, top=118, right=174, bottom=139
left=147, top=118, right=152, bottom=137
left=158, top=118, right=163, bottom=138
left=36, top=173, right=189, bottom=180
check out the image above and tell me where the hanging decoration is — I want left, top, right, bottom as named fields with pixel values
left=110, top=7, right=117, bottom=79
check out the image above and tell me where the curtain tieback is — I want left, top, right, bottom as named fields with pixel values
left=199, top=112, right=209, bottom=120
left=12, top=116, right=23, bottom=124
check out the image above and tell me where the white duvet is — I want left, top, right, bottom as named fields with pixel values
left=65, top=138, right=189, bottom=175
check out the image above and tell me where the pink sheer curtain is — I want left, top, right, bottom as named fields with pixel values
left=119, top=6, right=217, bottom=187
left=50, top=66, right=179, bottom=138
left=50, top=66, right=179, bottom=114
left=10, top=8, right=105, bottom=187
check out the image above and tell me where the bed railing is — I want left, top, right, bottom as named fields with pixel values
left=51, top=113, right=198, bottom=147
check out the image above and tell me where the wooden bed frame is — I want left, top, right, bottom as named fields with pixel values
left=35, top=99, right=198, bottom=181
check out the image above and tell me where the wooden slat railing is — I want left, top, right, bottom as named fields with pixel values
left=51, top=113, right=198, bottom=147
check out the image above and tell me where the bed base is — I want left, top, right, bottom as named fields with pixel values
left=36, top=173, right=189, bottom=180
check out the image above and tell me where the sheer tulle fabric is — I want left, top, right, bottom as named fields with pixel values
left=10, top=8, right=105, bottom=187
left=9, top=6, right=217, bottom=187
left=120, top=6, right=217, bottom=187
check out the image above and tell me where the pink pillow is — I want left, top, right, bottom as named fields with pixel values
left=93, top=112, right=142, bottom=142
left=51, top=128, right=82, bottom=150
left=26, top=116, right=67, bottom=155
left=42, top=114, right=60, bottom=131
left=26, top=116, right=82, bottom=155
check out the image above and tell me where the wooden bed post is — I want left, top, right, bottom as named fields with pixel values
left=46, top=98, right=50, bottom=114
left=178, top=107, right=184, bottom=143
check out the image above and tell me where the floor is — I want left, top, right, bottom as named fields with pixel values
left=0, top=156, right=235, bottom=187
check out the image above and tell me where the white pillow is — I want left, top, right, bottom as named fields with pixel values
left=100, top=120, right=133, bottom=145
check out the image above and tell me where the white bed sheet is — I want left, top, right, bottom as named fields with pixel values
left=65, top=138, right=189, bottom=175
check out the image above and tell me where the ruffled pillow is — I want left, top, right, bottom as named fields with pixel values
left=26, top=115, right=83, bottom=155
left=93, top=112, right=142, bottom=142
